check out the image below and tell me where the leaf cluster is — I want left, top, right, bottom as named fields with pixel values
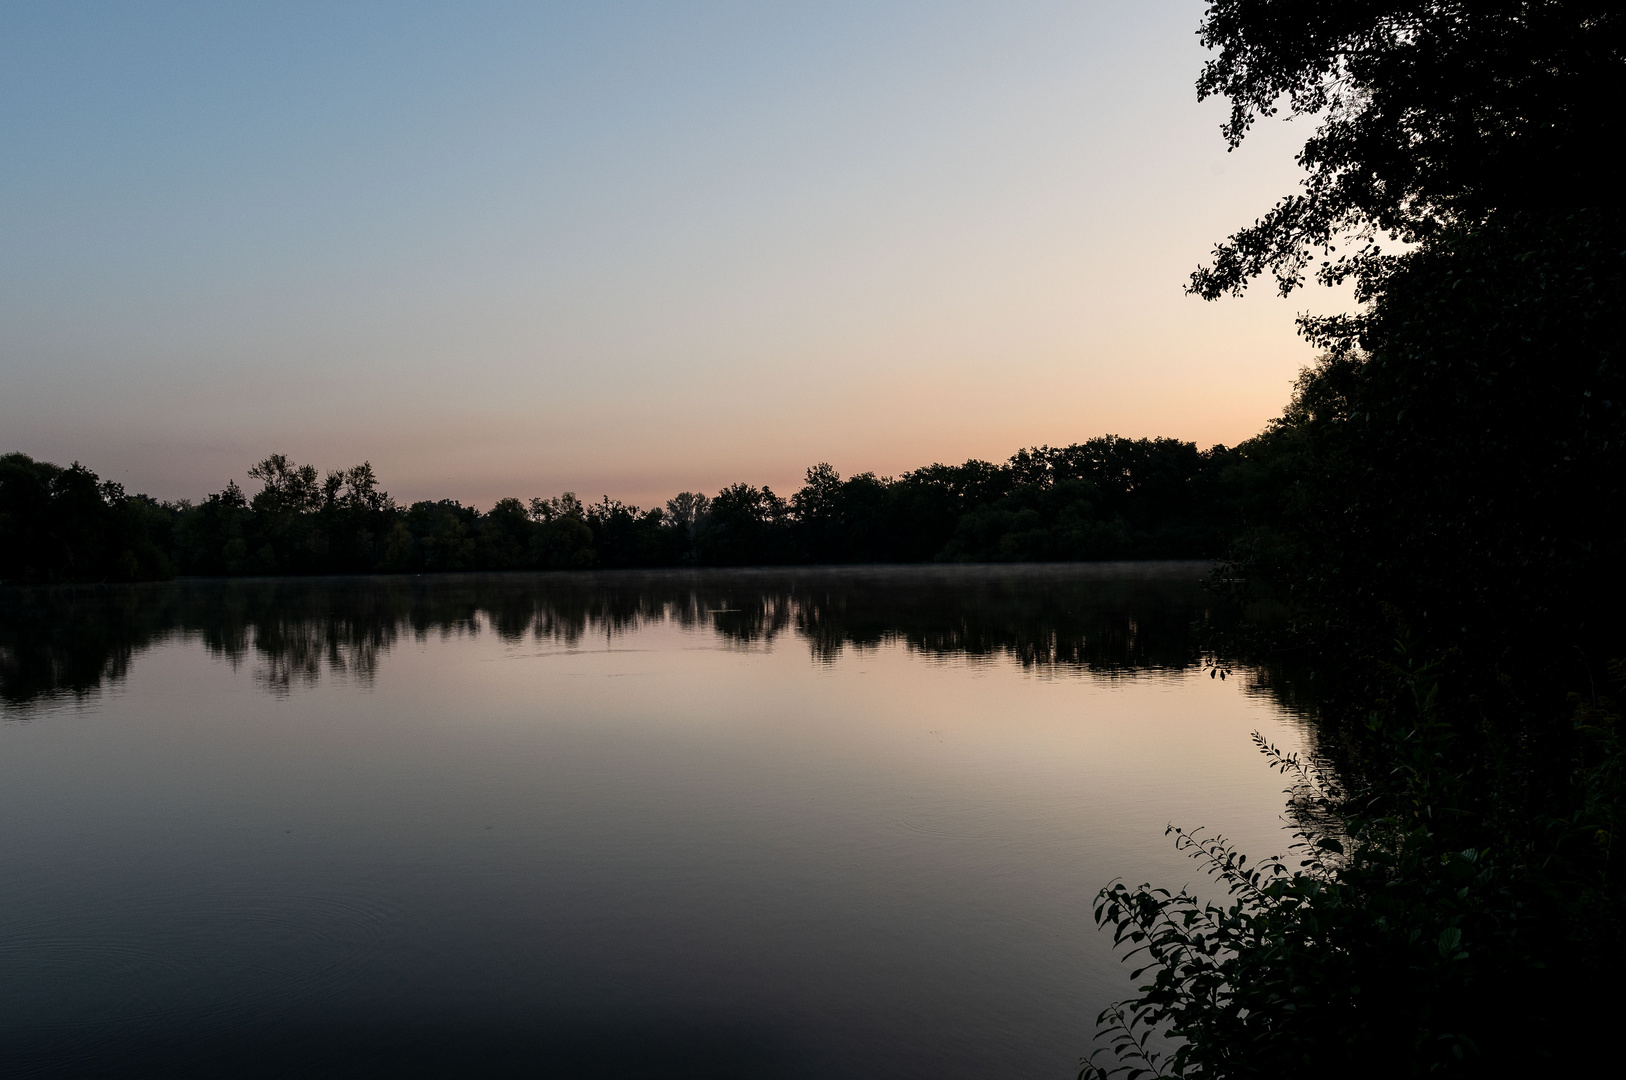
left=1081, top=640, right=1624, bottom=1077
left=1192, top=1, right=1625, bottom=299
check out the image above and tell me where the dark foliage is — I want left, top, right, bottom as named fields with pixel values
left=1291, top=212, right=1621, bottom=668
left=0, top=453, right=173, bottom=584
left=1084, top=645, right=1624, bottom=1079
left=0, top=439, right=1238, bottom=583
left=1085, top=3, right=1625, bottom=1076
left=1192, top=0, right=1625, bottom=300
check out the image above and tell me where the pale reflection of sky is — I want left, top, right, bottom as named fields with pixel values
left=0, top=580, right=1306, bottom=1078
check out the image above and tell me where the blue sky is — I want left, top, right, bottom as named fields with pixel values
left=1, top=2, right=1346, bottom=506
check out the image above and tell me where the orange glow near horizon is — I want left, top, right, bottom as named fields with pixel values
left=0, top=3, right=1352, bottom=509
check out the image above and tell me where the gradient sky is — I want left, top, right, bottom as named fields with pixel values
left=1, top=2, right=1350, bottom=508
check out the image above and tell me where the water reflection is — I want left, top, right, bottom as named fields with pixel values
left=0, top=563, right=1301, bottom=1080
left=1, top=563, right=1222, bottom=709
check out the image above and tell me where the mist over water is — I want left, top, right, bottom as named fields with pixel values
left=1, top=565, right=1305, bottom=1078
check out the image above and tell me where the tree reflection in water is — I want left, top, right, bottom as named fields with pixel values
left=1, top=563, right=1229, bottom=709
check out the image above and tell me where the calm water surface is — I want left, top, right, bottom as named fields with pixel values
left=0, top=565, right=1304, bottom=1078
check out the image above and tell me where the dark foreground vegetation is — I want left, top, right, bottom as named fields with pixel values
left=1081, top=2, right=1624, bottom=1078
left=0, top=437, right=1238, bottom=581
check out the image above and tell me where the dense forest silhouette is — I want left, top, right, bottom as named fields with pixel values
left=0, top=437, right=1237, bottom=582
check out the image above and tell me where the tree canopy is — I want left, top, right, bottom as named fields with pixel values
left=1192, top=0, right=1625, bottom=299
left=0, top=437, right=1241, bottom=583
left=1083, top=6, right=1626, bottom=1076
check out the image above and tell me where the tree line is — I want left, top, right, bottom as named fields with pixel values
left=0, top=437, right=1242, bottom=582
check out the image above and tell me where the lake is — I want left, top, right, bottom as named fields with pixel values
left=0, top=564, right=1305, bottom=1079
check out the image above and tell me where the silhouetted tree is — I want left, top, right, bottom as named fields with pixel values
left=7, top=441, right=1248, bottom=582
left=527, top=494, right=596, bottom=569
left=406, top=500, right=478, bottom=571
left=0, top=454, right=173, bottom=583
left=1190, top=0, right=1625, bottom=302
left=695, top=483, right=790, bottom=565
left=1086, top=5, right=1626, bottom=1076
